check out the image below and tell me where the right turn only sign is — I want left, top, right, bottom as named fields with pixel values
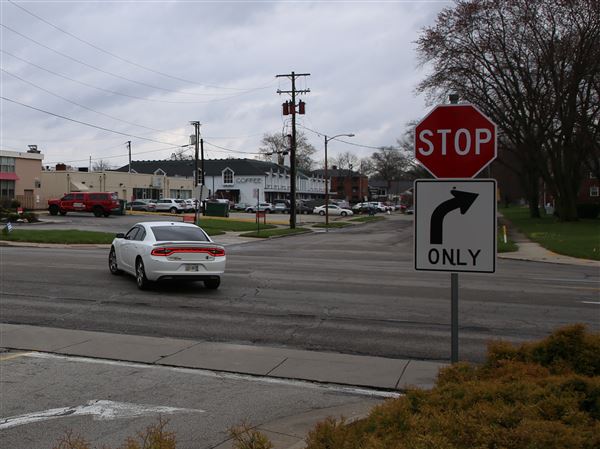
left=414, top=179, right=496, bottom=273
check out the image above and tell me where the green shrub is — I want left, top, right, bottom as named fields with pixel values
left=305, top=325, right=600, bottom=449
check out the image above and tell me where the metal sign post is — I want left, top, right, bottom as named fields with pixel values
left=414, top=179, right=497, bottom=363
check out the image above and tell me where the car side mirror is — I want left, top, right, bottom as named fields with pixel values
left=115, top=233, right=125, bottom=239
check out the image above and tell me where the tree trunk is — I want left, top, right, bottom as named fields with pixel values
left=554, top=179, right=580, bottom=221
left=527, top=175, right=541, bottom=218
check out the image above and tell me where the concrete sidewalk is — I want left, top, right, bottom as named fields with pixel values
left=0, top=323, right=444, bottom=391
left=0, top=323, right=444, bottom=448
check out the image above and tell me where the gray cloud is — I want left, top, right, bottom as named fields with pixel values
left=1, top=0, right=449, bottom=168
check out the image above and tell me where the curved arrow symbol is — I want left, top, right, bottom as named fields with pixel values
left=430, top=189, right=479, bottom=244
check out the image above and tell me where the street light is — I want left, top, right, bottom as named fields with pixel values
left=324, top=133, right=355, bottom=232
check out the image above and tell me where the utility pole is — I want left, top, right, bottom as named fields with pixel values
left=276, top=71, right=310, bottom=229
left=200, top=137, right=205, bottom=217
left=190, top=121, right=201, bottom=224
left=126, top=140, right=132, bottom=211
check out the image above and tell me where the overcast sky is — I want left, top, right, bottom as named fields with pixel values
left=1, top=0, right=450, bottom=170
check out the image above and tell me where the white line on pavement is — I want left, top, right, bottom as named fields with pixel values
left=0, top=399, right=204, bottom=430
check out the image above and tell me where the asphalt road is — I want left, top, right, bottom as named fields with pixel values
left=1, top=214, right=598, bottom=362
left=0, top=351, right=380, bottom=449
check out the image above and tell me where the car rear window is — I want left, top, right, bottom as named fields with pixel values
left=150, top=226, right=209, bottom=242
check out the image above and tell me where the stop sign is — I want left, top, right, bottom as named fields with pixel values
left=415, top=104, right=497, bottom=178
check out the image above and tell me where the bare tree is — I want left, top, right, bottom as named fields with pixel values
left=92, top=160, right=113, bottom=171
left=416, top=0, right=600, bottom=220
left=330, top=151, right=359, bottom=171
left=370, top=146, right=411, bottom=189
left=258, top=131, right=316, bottom=171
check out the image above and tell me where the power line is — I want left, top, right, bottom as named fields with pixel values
left=1, top=25, right=275, bottom=103
left=7, top=0, right=274, bottom=92
left=0, top=22, right=260, bottom=98
left=297, top=123, right=393, bottom=150
left=0, top=50, right=249, bottom=105
left=44, top=143, right=192, bottom=166
left=203, top=140, right=261, bottom=156
left=1, top=95, right=183, bottom=146
left=1, top=68, right=187, bottom=138
left=2, top=96, right=263, bottom=160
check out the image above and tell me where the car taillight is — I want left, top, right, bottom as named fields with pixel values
left=151, top=247, right=225, bottom=257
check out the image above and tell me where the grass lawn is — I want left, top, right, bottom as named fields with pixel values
left=497, top=230, right=518, bottom=253
left=239, top=227, right=311, bottom=238
left=0, top=229, right=115, bottom=244
left=195, top=217, right=276, bottom=233
left=501, top=207, right=600, bottom=260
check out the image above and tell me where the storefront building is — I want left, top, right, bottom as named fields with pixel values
left=0, top=149, right=44, bottom=209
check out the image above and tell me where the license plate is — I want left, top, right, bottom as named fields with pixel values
left=185, top=265, right=200, bottom=272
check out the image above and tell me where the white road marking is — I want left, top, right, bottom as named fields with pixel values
left=0, top=399, right=204, bottom=430
left=580, top=301, right=600, bottom=305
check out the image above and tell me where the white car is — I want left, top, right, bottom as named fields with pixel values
left=313, top=204, right=354, bottom=217
left=245, top=202, right=273, bottom=213
left=108, top=222, right=226, bottom=290
left=154, top=198, right=186, bottom=214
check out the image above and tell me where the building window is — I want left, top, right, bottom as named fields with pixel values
left=222, top=168, right=234, bottom=185
left=590, top=186, right=599, bottom=197
left=591, top=172, right=597, bottom=179
left=0, top=157, right=16, bottom=173
left=0, top=180, right=15, bottom=199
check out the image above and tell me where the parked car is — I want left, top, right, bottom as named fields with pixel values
left=352, top=202, right=372, bottom=214
left=48, top=192, right=120, bottom=217
left=296, top=200, right=313, bottom=214
left=183, top=199, right=197, bottom=212
left=369, top=202, right=390, bottom=212
left=154, top=198, right=186, bottom=214
left=313, top=204, right=354, bottom=217
left=245, top=202, right=273, bottom=213
left=127, top=200, right=156, bottom=212
left=109, top=221, right=225, bottom=290
left=331, top=200, right=350, bottom=209
left=233, top=202, right=248, bottom=211
left=273, top=200, right=290, bottom=213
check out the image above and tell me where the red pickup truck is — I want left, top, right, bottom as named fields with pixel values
left=48, top=192, right=120, bottom=217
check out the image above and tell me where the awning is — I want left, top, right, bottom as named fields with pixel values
left=70, top=181, right=89, bottom=191
left=0, top=172, right=19, bottom=181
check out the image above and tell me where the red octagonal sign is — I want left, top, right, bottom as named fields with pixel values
left=415, top=104, right=497, bottom=178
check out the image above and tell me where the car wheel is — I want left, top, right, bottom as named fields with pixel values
left=247, top=209, right=254, bottom=213
left=59, top=210, right=67, bottom=216
left=204, top=277, right=220, bottom=290
left=93, top=206, right=103, bottom=217
left=135, top=258, right=150, bottom=290
left=319, top=210, right=325, bottom=216
left=341, top=211, right=348, bottom=217
left=108, top=247, right=122, bottom=275
left=49, top=205, right=59, bottom=216
left=169, top=207, right=177, bottom=214
left=103, top=211, right=110, bottom=217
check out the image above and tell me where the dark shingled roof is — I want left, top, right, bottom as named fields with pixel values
left=116, top=158, right=291, bottom=177
left=311, top=168, right=361, bottom=177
